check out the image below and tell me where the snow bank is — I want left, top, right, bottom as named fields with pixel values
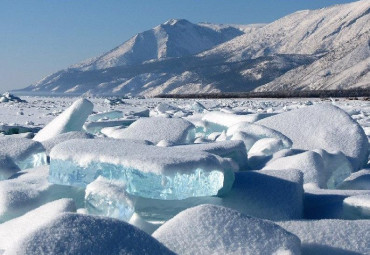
left=0, top=166, right=84, bottom=223
left=0, top=137, right=47, bottom=180
left=153, top=204, right=301, bottom=255
left=338, top=169, right=370, bottom=190
left=6, top=213, right=175, bottom=255
left=0, top=199, right=76, bottom=253
left=257, top=104, right=369, bottom=170
left=33, top=98, right=93, bottom=142
left=103, top=117, right=195, bottom=144
left=278, top=219, right=370, bottom=255
left=50, top=139, right=235, bottom=200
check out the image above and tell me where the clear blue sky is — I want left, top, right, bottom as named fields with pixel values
left=0, top=0, right=358, bottom=92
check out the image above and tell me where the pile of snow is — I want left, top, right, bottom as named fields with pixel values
left=33, top=98, right=93, bottom=142
left=0, top=137, right=47, bottom=180
left=103, top=117, right=195, bottom=144
left=278, top=219, right=370, bottom=255
left=6, top=213, right=175, bottom=255
left=153, top=204, right=301, bottom=255
left=0, top=166, right=84, bottom=222
left=343, top=194, right=370, bottom=219
left=0, top=199, right=76, bottom=253
left=257, top=104, right=369, bottom=170
left=338, top=169, right=370, bottom=190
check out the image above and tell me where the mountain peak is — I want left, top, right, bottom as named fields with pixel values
left=163, top=19, right=191, bottom=26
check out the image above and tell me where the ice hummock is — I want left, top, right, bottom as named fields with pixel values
left=0, top=137, right=47, bottom=180
left=85, top=176, right=135, bottom=221
left=49, top=139, right=235, bottom=200
left=33, top=98, right=93, bottom=142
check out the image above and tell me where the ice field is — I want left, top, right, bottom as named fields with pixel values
left=0, top=94, right=369, bottom=254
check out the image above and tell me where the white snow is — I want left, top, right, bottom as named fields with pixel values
left=5, top=212, right=175, bottom=255
left=33, top=98, right=93, bottom=142
left=343, top=194, right=370, bottom=219
left=278, top=219, right=370, bottom=255
left=257, top=104, right=369, bottom=171
left=153, top=204, right=301, bottom=255
left=103, top=117, right=195, bottom=144
left=338, top=169, right=370, bottom=190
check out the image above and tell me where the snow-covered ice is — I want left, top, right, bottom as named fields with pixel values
left=338, top=169, right=370, bottom=190
left=343, top=194, right=370, bottom=219
left=49, top=139, right=235, bottom=199
left=153, top=204, right=301, bottom=255
left=33, top=98, right=93, bottom=142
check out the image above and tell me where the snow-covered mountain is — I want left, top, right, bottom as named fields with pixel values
left=16, top=0, right=370, bottom=96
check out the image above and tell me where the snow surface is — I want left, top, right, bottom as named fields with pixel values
left=153, top=204, right=301, bottom=255
left=5, top=213, right=175, bottom=255
left=343, top=194, right=370, bottom=219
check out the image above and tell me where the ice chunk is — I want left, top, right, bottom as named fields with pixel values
left=173, top=140, right=248, bottom=169
left=220, top=169, right=304, bottom=220
left=6, top=213, right=175, bottom=255
left=338, top=169, right=370, bottom=190
left=33, top=98, right=93, bottom=142
left=257, top=104, right=369, bottom=170
left=0, top=199, right=76, bottom=253
left=41, top=131, right=93, bottom=156
left=155, top=103, right=182, bottom=115
left=227, top=122, right=292, bottom=150
left=191, top=101, right=207, bottom=113
left=49, top=139, right=235, bottom=200
left=85, top=176, right=135, bottom=221
left=343, top=194, right=370, bottom=219
left=0, top=166, right=84, bottom=223
left=263, top=151, right=326, bottom=188
left=153, top=205, right=301, bottom=255
left=87, top=110, right=123, bottom=122
left=83, top=119, right=136, bottom=134
left=0, top=137, right=47, bottom=180
left=278, top=219, right=370, bottom=255
left=102, top=117, right=195, bottom=144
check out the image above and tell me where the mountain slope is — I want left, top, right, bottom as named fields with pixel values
left=72, top=19, right=246, bottom=71
left=16, top=0, right=370, bottom=96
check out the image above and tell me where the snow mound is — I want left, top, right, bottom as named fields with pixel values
left=153, top=204, right=301, bottom=255
left=103, top=117, right=195, bottom=144
left=83, top=119, right=136, bottom=134
left=50, top=139, right=235, bottom=199
left=278, top=219, right=370, bottom=255
left=343, top=194, right=370, bottom=219
left=5, top=213, right=175, bottom=255
left=0, top=92, right=26, bottom=103
left=0, top=199, right=76, bottom=253
left=0, top=166, right=83, bottom=223
left=33, top=98, right=93, bottom=142
left=0, top=137, right=47, bottom=180
left=338, top=169, right=370, bottom=190
left=257, top=104, right=369, bottom=170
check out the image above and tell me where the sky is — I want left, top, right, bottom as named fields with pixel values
left=0, top=0, right=358, bottom=92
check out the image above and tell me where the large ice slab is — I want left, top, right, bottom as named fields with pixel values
left=0, top=166, right=84, bottom=223
left=6, top=213, right=175, bottom=255
left=85, top=176, right=135, bottom=221
left=343, top=194, right=370, bottom=219
left=257, top=104, right=369, bottom=170
left=33, top=98, right=93, bottom=142
left=50, top=139, right=235, bottom=199
left=278, top=219, right=370, bottom=255
left=153, top=204, right=301, bottom=255
left=87, top=110, right=123, bottom=122
left=83, top=119, right=136, bottom=134
left=103, top=117, right=195, bottom=144
left=0, top=199, right=76, bottom=253
left=0, top=137, right=47, bottom=180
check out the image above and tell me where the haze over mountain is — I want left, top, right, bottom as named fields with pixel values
left=16, top=0, right=370, bottom=96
